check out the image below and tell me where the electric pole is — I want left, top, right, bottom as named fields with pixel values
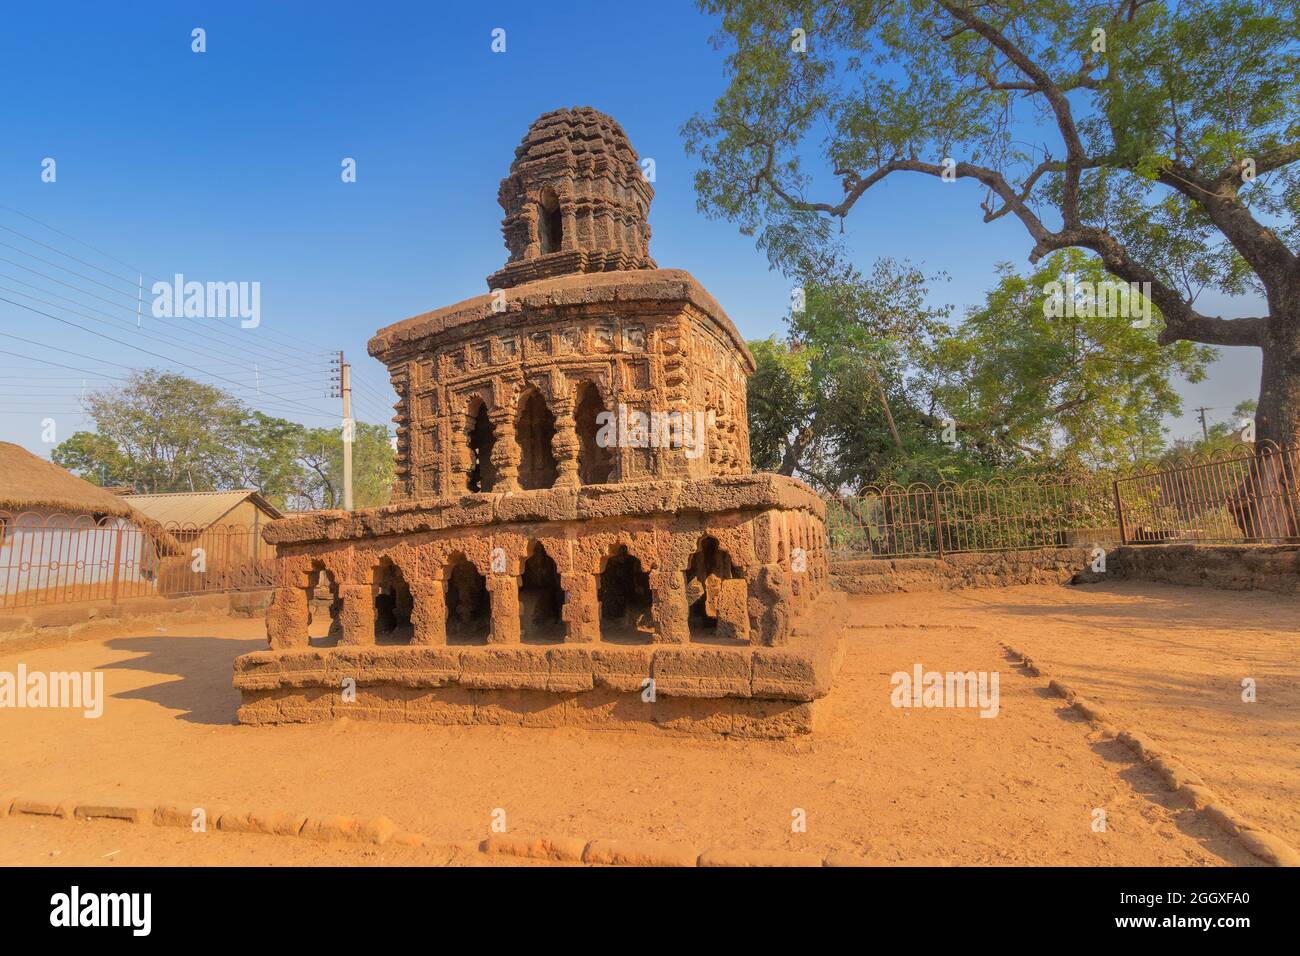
left=330, top=351, right=355, bottom=510
left=1194, top=406, right=1210, bottom=441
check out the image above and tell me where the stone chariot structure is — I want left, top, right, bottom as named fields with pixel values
left=234, top=107, right=845, bottom=737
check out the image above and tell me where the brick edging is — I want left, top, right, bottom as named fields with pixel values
left=0, top=795, right=859, bottom=867
left=1001, top=643, right=1300, bottom=868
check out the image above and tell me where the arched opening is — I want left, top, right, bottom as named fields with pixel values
left=575, top=381, right=614, bottom=485
left=466, top=398, right=497, bottom=493
left=518, top=542, right=564, bottom=643
left=515, top=387, right=558, bottom=490
left=685, top=535, right=746, bottom=644
left=306, top=562, right=342, bottom=648
left=537, top=188, right=562, bottom=254
left=598, top=545, right=652, bottom=643
left=444, top=553, right=490, bottom=644
left=372, top=557, right=413, bottom=644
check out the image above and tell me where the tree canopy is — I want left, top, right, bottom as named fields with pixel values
left=51, top=369, right=394, bottom=511
left=747, top=252, right=1219, bottom=491
left=686, top=0, right=1300, bottom=448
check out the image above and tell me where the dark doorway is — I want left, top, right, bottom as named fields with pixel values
left=467, top=399, right=497, bottom=492
left=444, top=554, right=490, bottom=644
left=373, top=557, right=413, bottom=644
left=575, top=381, right=614, bottom=485
left=518, top=543, right=564, bottom=643
left=538, top=188, right=562, bottom=254
left=598, top=545, right=652, bottom=643
left=515, top=387, right=558, bottom=490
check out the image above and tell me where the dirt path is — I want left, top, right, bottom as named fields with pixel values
left=0, top=583, right=1277, bottom=866
left=960, top=581, right=1299, bottom=849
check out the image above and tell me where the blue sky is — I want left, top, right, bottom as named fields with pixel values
left=0, top=0, right=1262, bottom=458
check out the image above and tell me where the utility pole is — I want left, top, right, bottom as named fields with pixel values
left=1194, top=406, right=1211, bottom=441
left=330, top=351, right=354, bottom=510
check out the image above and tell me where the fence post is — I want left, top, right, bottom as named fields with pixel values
left=108, top=524, right=124, bottom=605
left=1112, top=480, right=1127, bottom=546
left=932, top=488, right=944, bottom=557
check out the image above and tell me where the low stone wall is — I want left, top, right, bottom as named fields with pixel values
left=830, top=548, right=1092, bottom=595
left=830, top=543, right=1300, bottom=595
left=0, top=589, right=274, bottom=644
left=1078, top=544, right=1299, bottom=595
left=236, top=592, right=847, bottom=739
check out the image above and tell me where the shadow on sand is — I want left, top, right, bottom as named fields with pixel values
left=103, top=634, right=263, bottom=725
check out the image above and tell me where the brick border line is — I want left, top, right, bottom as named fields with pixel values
left=1001, top=643, right=1299, bottom=868
left=0, top=795, right=862, bottom=867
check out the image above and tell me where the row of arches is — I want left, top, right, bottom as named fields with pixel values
left=297, top=535, right=751, bottom=649
left=465, top=381, right=614, bottom=492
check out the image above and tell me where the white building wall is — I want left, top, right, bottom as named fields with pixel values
left=0, top=508, right=157, bottom=601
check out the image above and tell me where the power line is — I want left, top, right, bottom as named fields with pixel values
left=0, top=296, right=339, bottom=420
left=0, top=213, right=346, bottom=367
left=0, top=278, right=335, bottom=387
left=0, top=251, right=328, bottom=368
left=0, top=207, right=387, bottom=426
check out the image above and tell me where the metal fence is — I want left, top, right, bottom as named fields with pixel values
left=5, top=447, right=1297, bottom=608
left=1113, top=443, right=1299, bottom=545
left=0, top=511, right=273, bottom=610
left=826, top=445, right=1299, bottom=559
left=826, top=476, right=1120, bottom=558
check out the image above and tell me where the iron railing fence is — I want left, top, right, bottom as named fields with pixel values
left=825, top=476, right=1120, bottom=559
left=0, top=511, right=274, bottom=610
left=1112, top=442, right=1299, bottom=545
left=6, top=447, right=1296, bottom=608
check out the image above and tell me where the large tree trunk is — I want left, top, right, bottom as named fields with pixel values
left=1255, top=322, right=1300, bottom=452
left=1235, top=323, right=1300, bottom=539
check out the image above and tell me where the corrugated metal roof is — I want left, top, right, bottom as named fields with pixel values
left=121, top=490, right=282, bottom=528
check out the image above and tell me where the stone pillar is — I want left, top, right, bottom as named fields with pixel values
left=489, top=408, right=521, bottom=493
left=338, top=584, right=376, bottom=646
left=649, top=570, right=689, bottom=644
left=715, top=578, right=751, bottom=644
left=410, top=581, right=446, bottom=646
left=487, top=575, right=521, bottom=644
left=560, top=572, right=599, bottom=643
left=551, top=395, right=580, bottom=489
left=563, top=209, right=579, bottom=252
left=447, top=411, right=470, bottom=495
left=266, top=587, right=309, bottom=649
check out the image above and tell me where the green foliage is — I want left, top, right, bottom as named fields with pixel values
left=925, top=250, right=1217, bottom=471
left=746, top=257, right=956, bottom=491
left=746, top=252, right=1216, bottom=490
left=688, top=0, right=1300, bottom=447
left=52, top=370, right=394, bottom=510
left=686, top=0, right=1298, bottom=288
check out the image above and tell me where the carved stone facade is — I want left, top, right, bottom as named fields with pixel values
left=375, top=270, right=753, bottom=500
left=235, top=107, right=844, bottom=737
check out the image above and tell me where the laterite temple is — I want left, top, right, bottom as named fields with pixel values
left=234, top=107, right=845, bottom=736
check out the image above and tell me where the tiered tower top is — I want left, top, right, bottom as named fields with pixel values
left=486, top=107, right=656, bottom=291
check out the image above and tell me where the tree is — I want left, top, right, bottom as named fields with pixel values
left=924, top=249, right=1216, bottom=469
left=746, top=252, right=1215, bottom=488
left=293, top=423, right=395, bottom=510
left=747, top=257, right=956, bottom=491
left=52, top=370, right=395, bottom=511
left=53, top=370, right=245, bottom=493
left=685, top=0, right=1300, bottom=452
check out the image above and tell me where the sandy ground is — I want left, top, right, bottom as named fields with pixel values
left=1, top=581, right=1290, bottom=867
left=962, top=581, right=1299, bottom=849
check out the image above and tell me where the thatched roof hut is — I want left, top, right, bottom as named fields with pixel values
left=0, top=442, right=182, bottom=553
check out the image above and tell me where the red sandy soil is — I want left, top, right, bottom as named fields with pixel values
left=2, top=814, right=545, bottom=866
left=1, top=581, right=1289, bottom=867
left=960, top=581, right=1299, bottom=849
